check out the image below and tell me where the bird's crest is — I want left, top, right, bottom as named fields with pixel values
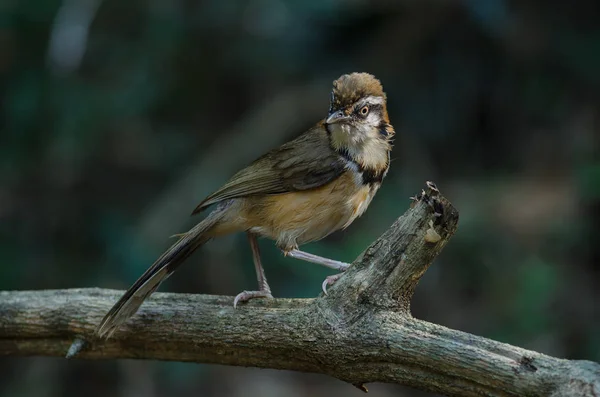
left=330, top=73, right=386, bottom=112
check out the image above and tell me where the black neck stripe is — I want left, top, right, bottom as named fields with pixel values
left=379, top=122, right=388, bottom=137
left=337, top=147, right=355, bottom=165
left=362, top=168, right=385, bottom=185
left=336, top=147, right=386, bottom=185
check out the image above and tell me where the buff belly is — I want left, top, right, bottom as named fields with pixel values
left=234, top=171, right=378, bottom=250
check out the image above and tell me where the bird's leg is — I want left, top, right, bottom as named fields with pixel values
left=285, top=249, right=349, bottom=270
left=284, top=248, right=350, bottom=294
left=233, top=232, right=273, bottom=308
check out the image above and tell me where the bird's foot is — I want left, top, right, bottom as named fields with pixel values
left=322, top=272, right=345, bottom=295
left=233, top=290, right=273, bottom=308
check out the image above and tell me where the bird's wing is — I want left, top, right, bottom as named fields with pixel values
left=192, top=123, right=346, bottom=214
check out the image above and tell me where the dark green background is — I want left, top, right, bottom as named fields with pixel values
left=1, top=1, right=598, bottom=396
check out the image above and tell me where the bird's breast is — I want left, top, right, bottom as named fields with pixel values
left=242, top=170, right=379, bottom=250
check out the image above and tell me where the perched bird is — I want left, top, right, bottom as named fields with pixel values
left=96, top=72, right=395, bottom=339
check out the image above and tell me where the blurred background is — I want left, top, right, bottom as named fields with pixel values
left=0, top=0, right=598, bottom=396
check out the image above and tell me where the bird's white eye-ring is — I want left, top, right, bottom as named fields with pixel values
left=359, top=105, right=369, bottom=117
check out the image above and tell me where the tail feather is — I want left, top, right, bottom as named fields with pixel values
left=95, top=211, right=224, bottom=339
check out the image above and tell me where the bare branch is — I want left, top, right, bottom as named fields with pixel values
left=1, top=183, right=598, bottom=397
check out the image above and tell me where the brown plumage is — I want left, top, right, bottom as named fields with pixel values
left=192, top=122, right=347, bottom=215
left=96, top=72, right=395, bottom=339
left=330, top=73, right=385, bottom=110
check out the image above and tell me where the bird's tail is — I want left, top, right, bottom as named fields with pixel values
left=95, top=208, right=226, bottom=339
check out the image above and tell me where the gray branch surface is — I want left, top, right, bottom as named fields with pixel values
left=1, top=183, right=598, bottom=396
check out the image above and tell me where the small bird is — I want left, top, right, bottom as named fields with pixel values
left=96, top=72, right=395, bottom=339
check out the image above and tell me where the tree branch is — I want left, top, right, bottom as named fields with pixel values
left=1, top=183, right=598, bottom=396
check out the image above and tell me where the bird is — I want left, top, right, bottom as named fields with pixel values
left=96, top=72, right=395, bottom=339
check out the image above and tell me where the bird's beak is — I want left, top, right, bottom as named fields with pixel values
left=326, top=110, right=350, bottom=125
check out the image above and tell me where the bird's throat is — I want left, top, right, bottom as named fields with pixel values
left=328, top=123, right=391, bottom=172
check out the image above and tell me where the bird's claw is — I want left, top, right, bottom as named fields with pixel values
left=322, top=273, right=344, bottom=295
left=233, top=290, right=273, bottom=308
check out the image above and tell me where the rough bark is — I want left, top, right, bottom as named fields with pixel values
left=1, top=183, right=598, bottom=396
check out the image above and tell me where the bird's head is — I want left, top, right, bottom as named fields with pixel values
left=326, top=73, right=394, bottom=167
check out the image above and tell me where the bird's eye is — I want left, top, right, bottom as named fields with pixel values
left=359, top=105, right=369, bottom=117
